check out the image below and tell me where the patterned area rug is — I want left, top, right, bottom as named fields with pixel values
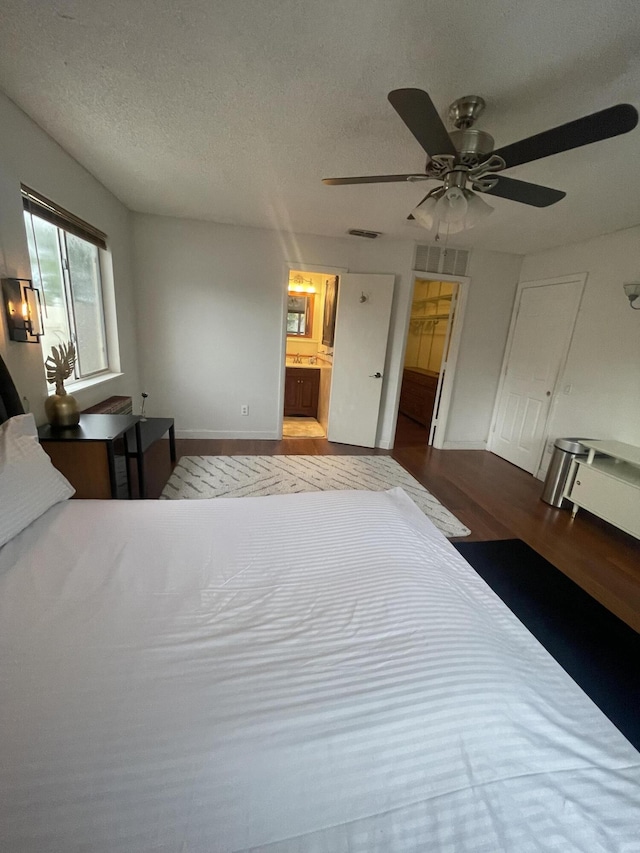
left=161, top=455, right=470, bottom=538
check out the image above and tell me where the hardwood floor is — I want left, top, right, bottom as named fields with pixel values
left=137, top=413, right=640, bottom=632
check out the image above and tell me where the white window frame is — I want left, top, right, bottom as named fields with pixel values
left=22, top=186, right=112, bottom=387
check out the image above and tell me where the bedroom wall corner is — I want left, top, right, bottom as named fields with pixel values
left=0, top=92, right=140, bottom=422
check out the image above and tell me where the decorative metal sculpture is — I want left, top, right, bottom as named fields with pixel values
left=45, top=342, right=76, bottom=394
left=44, top=341, right=80, bottom=427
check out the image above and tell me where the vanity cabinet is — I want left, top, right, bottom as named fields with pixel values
left=284, top=367, right=320, bottom=417
left=399, top=368, right=439, bottom=427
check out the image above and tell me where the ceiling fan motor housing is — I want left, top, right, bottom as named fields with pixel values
left=447, top=95, right=493, bottom=164
left=449, top=129, right=495, bottom=163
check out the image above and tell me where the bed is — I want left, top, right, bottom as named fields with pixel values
left=1, top=358, right=639, bottom=852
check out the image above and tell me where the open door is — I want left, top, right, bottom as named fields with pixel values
left=328, top=273, right=394, bottom=447
left=428, top=286, right=458, bottom=446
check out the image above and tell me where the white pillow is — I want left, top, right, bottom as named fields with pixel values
left=0, top=414, right=75, bottom=547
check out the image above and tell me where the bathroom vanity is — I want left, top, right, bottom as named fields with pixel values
left=284, top=366, right=320, bottom=417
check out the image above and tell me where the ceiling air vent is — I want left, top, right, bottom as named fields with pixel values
left=414, top=244, right=469, bottom=277
left=348, top=228, right=381, bottom=239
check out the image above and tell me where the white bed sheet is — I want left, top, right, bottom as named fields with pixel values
left=0, top=488, right=638, bottom=853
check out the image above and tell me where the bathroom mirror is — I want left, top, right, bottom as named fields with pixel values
left=287, top=294, right=314, bottom=337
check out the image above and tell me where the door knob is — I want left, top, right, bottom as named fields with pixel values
left=546, top=391, right=551, bottom=397
left=369, top=372, right=382, bottom=378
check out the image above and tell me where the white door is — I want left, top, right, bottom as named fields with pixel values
left=328, top=273, right=395, bottom=447
left=429, top=286, right=459, bottom=446
left=490, top=277, right=584, bottom=473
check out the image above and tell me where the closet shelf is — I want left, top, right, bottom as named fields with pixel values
left=411, top=294, right=453, bottom=311
left=410, top=313, right=450, bottom=323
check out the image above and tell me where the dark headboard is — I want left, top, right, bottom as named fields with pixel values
left=0, top=354, right=25, bottom=424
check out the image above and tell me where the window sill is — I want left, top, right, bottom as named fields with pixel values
left=65, top=372, right=124, bottom=394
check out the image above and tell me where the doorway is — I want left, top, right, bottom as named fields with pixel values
left=282, top=269, right=336, bottom=438
left=395, top=276, right=463, bottom=448
left=280, top=267, right=395, bottom=447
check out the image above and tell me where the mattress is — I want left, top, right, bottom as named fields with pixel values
left=0, top=488, right=638, bottom=852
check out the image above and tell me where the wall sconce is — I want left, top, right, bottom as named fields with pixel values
left=2, top=278, right=44, bottom=343
left=623, top=282, right=640, bottom=310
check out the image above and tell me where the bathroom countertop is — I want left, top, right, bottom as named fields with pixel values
left=285, top=358, right=331, bottom=369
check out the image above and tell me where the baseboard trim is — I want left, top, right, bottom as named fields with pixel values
left=176, top=429, right=396, bottom=446
left=175, top=429, right=281, bottom=440
left=441, top=440, right=487, bottom=450
left=176, top=430, right=395, bottom=446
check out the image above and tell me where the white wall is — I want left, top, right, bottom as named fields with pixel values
left=0, top=92, right=140, bottom=420
left=132, top=214, right=414, bottom=445
left=444, top=250, right=522, bottom=448
left=518, top=225, right=640, bottom=468
left=132, top=213, right=519, bottom=448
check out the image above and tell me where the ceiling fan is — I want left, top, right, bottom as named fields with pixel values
left=323, top=89, right=638, bottom=233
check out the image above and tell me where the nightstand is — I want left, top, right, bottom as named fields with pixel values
left=38, top=414, right=140, bottom=499
left=126, top=417, right=176, bottom=498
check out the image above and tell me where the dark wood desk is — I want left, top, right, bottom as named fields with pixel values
left=38, top=414, right=140, bottom=499
left=126, top=417, right=176, bottom=499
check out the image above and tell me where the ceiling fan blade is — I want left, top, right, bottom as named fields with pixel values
left=388, top=88, right=457, bottom=157
left=322, top=174, right=426, bottom=185
left=406, top=192, right=431, bottom=220
left=491, top=104, right=638, bottom=169
left=480, top=176, right=566, bottom=207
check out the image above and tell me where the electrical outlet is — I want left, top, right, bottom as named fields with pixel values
left=241, top=404, right=249, bottom=416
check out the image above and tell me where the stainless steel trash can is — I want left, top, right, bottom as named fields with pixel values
left=541, top=438, right=591, bottom=508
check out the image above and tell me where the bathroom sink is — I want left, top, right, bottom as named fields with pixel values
left=285, top=357, right=323, bottom=368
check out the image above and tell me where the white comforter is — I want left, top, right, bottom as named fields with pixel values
left=0, top=488, right=638, bottom=852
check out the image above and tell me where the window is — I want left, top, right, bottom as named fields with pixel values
left=287, top=295, right=314, bottom=337
left=22, top=186, right=109, bottom=381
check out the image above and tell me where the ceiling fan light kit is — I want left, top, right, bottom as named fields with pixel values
left=323, top=88, right=638, bottom=235
left=412, top=173, right=494, bottom=234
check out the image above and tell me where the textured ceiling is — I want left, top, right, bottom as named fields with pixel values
left=1, top=0, right=639, bottom=254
